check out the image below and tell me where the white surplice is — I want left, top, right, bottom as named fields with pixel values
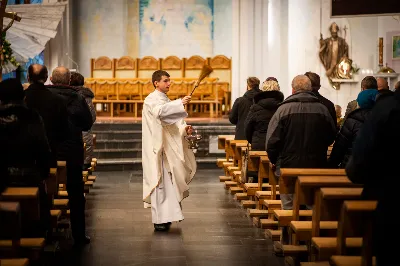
left=142, top=90, right=197, bottom=224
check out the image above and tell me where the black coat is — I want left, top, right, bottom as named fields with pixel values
left=229, top=88, right=261, bottom=140
left=244, top=91, right=284, bottom=151
left=266, top=92, right=336, bottom=168
left=24, top=83, right=70, bottom=166
left=328, top=108, right=371, bottom=168
left=47, top=85, right=94, bottom=165
left=346, top=90, right=400, bottom=259
left=314, top=91, right=337, bottom=127
left=0, top=103, right=51, bottom=189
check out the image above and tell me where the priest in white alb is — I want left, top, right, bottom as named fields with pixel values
left=142, top=70, right=197, bottom=231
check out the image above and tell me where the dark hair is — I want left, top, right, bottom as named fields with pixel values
left=247, top=77, right=260, bottom=90
left=304, top=71, right=321, bottom=91
left=28, top=64, right=48, bottom=84
left=0, top=78, right=24, bottom=104
left=70, top=72, right=85, bottom=86
left=361, top=76, right=377, bottom=90
left=266, top=77, right=278, bottom=82
left=152, top=70, right=170, bottom=88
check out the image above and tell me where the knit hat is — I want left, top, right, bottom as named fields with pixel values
left=266, top=77, right=278, bottom=82
left=356, top=89, right=378, bottom=109
left=261, top=80, right=280, bottom=92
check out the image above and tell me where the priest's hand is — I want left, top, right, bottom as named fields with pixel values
left=182, top=96, right=192, bottom=106
left=185, top=125, right=193, bottom=135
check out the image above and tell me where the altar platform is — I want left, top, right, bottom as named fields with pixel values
left=92, top=117, right=235, bottom=171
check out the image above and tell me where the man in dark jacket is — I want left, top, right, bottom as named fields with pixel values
left=48, top=66, right=94, bottom=245
left=0, top=78, right=51, bottom=240
left=377, top=77, right=394, bottom=100
left=346, top=89, right=400, bottom=266
left=304, top=71, right=336, bottom=127
left=266, top=75, right=336, bottom=208
left=25, top=64, right=69, bottom=167
left=70, top=72, right=97, bottom=170
left=266, top=75, right=336, bottom=248
left=229, top=77, right=261, bottom=140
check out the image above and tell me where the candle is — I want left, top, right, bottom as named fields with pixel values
left=379, top=37, right=383, bottom=66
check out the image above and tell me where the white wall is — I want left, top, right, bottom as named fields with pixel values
left=71, top=0, right=128, bottom=77
left=230, top=0, right=400, bottom=111
left=214, top=0, right=232, bottom=57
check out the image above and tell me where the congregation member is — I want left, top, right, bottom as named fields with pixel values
left=24, top=64, right=69, bottom=167
left=229, top=77, right=261, bottom=140
left=266, top=75, right=336, bottom=248
left=346, top=87, right=400, bottom=266
left=335, top=104, right=344, bottom=129
left=377, top=77, right=393, bottom=100
left=328, top=89, right=378, bottom=168
left=244, top=79, right=284, bottom=151
left=395, top=81, right=400, bottom=91
left=70, top=72, right=97, bottom=171
left=142, top=70, right=197, bottom=231
left=47, top=66, right=94, bottom=245
left=344, top=76, right=377, bottom=117
left=305, top=71, right=336, bottom=126
left=0, top=78, right=52, bottom=240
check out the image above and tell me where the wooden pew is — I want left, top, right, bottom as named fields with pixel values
left=265, top=169, right=345, bottom=244
left=329, top=201, right=377, bottom=266
left=0, top=202, right=21, bottom=258
left=0, top=188, right=45, bottom=260
left=311, top=188, right=365, bottom=261
left=282, top=177, right=362, bottom=263
left=0, top=202, right=30, bottom=265
left=216, top=135, right=234, bottom=168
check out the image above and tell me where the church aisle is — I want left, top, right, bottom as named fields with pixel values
left=62, top=169, right=285, bottom=266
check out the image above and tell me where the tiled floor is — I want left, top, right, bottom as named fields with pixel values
left=56, top=169, right=284, bottom=266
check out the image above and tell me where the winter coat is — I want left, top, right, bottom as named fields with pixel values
left=266, top=91, right=336, bottom=168
left=328, top=108, right=371, bottom=168
left=0, top=102, right=51, bottom=186
left=313, top=91, right=337, bottom=127
left=47, top=85, right=93, bottom=166
left=244, top=90, right=284, bottom=151
left=229, top=88, right=261, bottom=140
left=74, top=86, right=96, bottom=164
left=24, top=83, right=70, bottom=166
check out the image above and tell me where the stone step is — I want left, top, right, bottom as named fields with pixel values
left=92, top=122, right=142, bottom=131
left=93, top=130, right=142, bottom=140
left=93, top=148, right=142, bottom=159
left=96, top=139, right=142, bottom=149
left=96, top=157, right=224, bottom=171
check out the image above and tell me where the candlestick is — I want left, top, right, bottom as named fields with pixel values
left=379, top=37, right=383, bottom=67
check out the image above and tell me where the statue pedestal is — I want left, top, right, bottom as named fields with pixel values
left=330, top=79, right=359, bottom=112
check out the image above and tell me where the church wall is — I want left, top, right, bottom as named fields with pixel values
left=70, top=0, right=232, bottom=78
left=213, top=0, right=232, bottom=57
left=71, top=0, right=129, bottom=77
left=232, top=0, right=400, bottom=112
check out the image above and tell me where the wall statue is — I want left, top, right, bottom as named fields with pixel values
left=319, top=22, right=350, bottom=80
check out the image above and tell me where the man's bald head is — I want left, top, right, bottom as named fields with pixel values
left=51, top=66, right=71, bottom=85
left=28, top=64, right=48, bottom=84
left=377, top=77, right=389, bottom=91
left=292, top=75, right=312, bottom=93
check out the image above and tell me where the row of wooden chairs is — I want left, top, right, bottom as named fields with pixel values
left=0, top=135, right=98, bottom=265
left=217, top=135, right=376, bottom=266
